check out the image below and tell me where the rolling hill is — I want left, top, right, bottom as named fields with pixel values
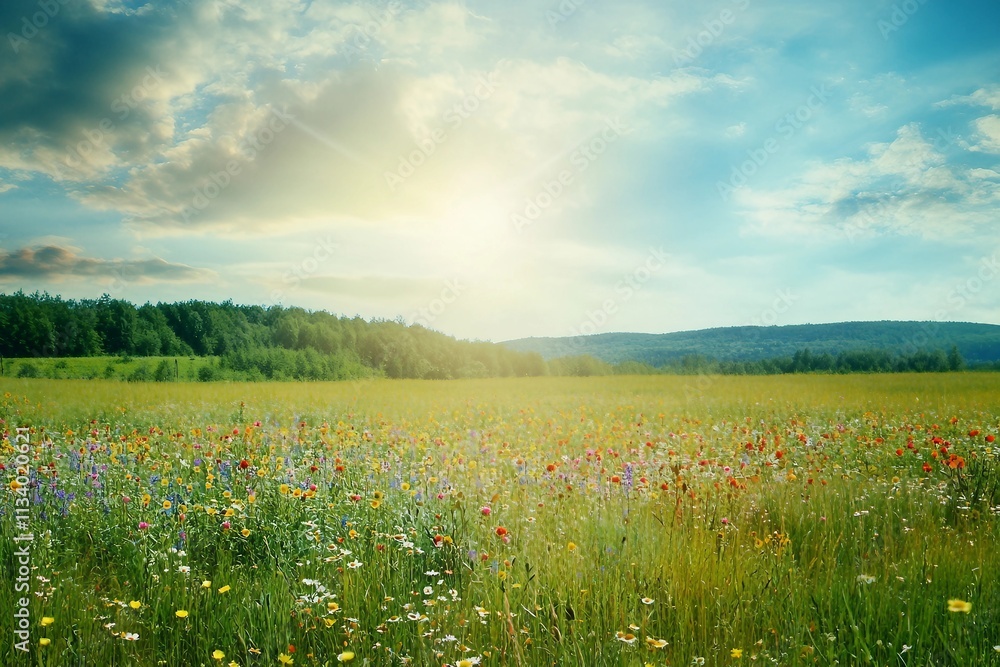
left=501, top=321, right=1000, bottom=366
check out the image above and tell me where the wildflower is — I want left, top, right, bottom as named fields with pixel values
left=202, top=580, right=212, bottom=589
left=948, top=599, right=972, bottom=613
left=337, top=651, right=355, bottom=662
left=278, top=654, right=294, bottom=665
left=162, top=500, right=172, bottom=510
left=175, top=610, right=189, bottom=618
left=731, top=648, right=743, bottom=658
left=40, top=638, right=51, bottom=646
left=129, top=600, right=141, bottom=609
left=481, top=506, right=491, bottom=516
left=495, top=526, right=508, bottom=537
left=456, top=658, right=481, bottom=667
left=218, top=585, right=231, bottom=594
left=213, top=649, right=225, bottom=661
left=138, top=522, right=150, bottom=531
left=241, top=528, right=251, bottom=538
left=857, top=574, right=876, bottom=585
left=40, top=617, right=54, bottom=627
left=347, top=560, right=362, bottom=569
left=567, top=542, right=577, bottom=551
left=615, top=631, right=637, bottom=644
left=124, top=632, right=139, bottom=641
left=641, top=597, right=654, bottom=605
left=370, top=499, right=381, bottom=509
left=646, top=637, right=668, bottom=648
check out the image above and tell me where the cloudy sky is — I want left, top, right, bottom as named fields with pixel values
left=1, top=0, right=999, bottom=341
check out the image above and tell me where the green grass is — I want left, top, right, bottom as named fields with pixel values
left=0, top=356, right=218, bottom=382
left=1, top=374, right=999, bottom=666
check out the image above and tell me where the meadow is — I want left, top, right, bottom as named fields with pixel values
left=1, top=374, right=999, bottom=666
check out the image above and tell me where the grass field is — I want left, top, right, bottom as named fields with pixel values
left=0, top=356, right=218, bottom=382
left=2, top=374, right=999, bottom=666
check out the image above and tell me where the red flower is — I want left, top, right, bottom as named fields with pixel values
left=239, top=459, right=250, bottom=469
left=987, top=434, right=996, bottom=443
left=495, top=526, right=508, bottom=537
left=922, top=462, right=933, bottom=473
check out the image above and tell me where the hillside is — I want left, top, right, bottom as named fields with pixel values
left=502, top=321, right=1000, bottom=366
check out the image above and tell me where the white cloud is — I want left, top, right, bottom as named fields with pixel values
left=737, top=123, right=1000, bottom=240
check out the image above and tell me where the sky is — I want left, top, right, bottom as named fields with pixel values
left=1, top=0, right=999, bottom=342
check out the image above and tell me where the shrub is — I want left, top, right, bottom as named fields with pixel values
left=16, top=363, right=39, bottom=378
left=154, top=359, right=174, bottom=382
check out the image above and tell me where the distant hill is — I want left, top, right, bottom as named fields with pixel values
left=502, top=321, right=1000, bottom=366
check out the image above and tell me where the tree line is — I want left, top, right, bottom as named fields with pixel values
left=0, top=292, right=545, bottom=380
left=0, top=292, right=985, bottom=381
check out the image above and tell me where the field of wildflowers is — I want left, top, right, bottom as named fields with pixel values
left=2, top=374, right=999, bottom=666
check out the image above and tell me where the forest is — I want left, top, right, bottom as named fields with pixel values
left=0, top=292, right=989, bottom=380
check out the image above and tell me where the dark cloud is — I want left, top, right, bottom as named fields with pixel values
left=0, top=244, right=213, bottom=282
left=0, top=1, right=195, bottom=176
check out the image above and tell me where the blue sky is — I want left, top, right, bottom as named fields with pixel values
left=1, top=0, right=998, bottom=341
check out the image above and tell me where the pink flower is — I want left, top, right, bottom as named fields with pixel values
left=138, top=522, right=149, bottom=530
left=221, top=521, right=231, bottom=531
left=122, top=496, right=131, bottom=504
left=481, top=506, right=491, bottom=516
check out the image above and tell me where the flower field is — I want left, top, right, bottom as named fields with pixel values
left=2, top=374, right=999, bottom=666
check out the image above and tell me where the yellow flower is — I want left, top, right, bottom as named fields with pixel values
left=218, top=585, right=231, bottom=594
left=948, top=599, right=972, bottom=613
left=175, top=610, right=189, bottom=618
left=327, top=602, right=340, bottom=612
left=241, top=528, right=251, bottom=538
left=337, top=651, right=355, bottom=663
left=731, top=648, right=743, bottom=658
left=162, top=500, right=171, bottom=510
left=324, top=618, right=335, bottom=628
left=39, top=638, right=51, bottom=646
left=212, top=649, right=225, bottom=661
left=224, top=508, right=235, bottom=517
left=278, top=654, right=294, bottom=665
left=40, top=617, right=54, bottom=627
left=370, top=499, right=381, bottom=509
left=129, top=600, right=141, bottom=609
left=400, top=482, right=410, bottom=491
left=567, top=542, right=577, bottom=551
left=202, top=580, right=212, bottom=589
left=279, top=484, right=290, bottom=495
